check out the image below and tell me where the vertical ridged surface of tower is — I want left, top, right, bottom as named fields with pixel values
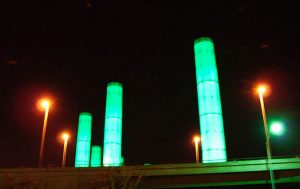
left=91, top=145, right=102, bottom=167
left=75, top=112, right=92, bottom=167
left=194, top=37, right=227, bottom=163
left=103, top=82, right=123, bottom=166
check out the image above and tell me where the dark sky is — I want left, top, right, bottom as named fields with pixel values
left=0, top=1, right=299, bottom=168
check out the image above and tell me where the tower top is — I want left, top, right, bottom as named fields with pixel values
left=108, top=82, right=123, bottom=87
left=194, top=37, right=213, bottom=44
left=79, top=112, right=92, bottom=117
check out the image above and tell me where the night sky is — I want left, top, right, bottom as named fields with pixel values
left=1, top=1, right=299, bottom=168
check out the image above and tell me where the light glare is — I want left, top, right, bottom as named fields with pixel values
left=62, top=133, right=69, bottom=140
left=194, top=136, right=200, bottom=143
left=270, top=122, right=284, bottom=135
left=38, top=98, right=51, bottom=111
left=257, top=85, right=266, bottom=95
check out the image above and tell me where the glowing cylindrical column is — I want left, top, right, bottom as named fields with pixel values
left=194, top=37, right=227, bottom=163
left=91, top=145, right=102, bottom=167
left=103, top=82, right=123, bottom=166
left=75, top=112, right=92, bottom=167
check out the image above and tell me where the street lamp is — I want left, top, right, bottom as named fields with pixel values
left=257, top=84, right=276, bottom=189
left=194, top=135, right=200, bottom=164
left=61, top=132, right=70, bottom=168
left=38, top=98, right=51, bottom=167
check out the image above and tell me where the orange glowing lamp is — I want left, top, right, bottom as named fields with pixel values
left=194, top=136, right=200, bottom=143
left=62, top=133, right=70, bottom=141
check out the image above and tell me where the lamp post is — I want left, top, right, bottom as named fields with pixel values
left=61, top=132, right=70, bottom=168
left=194, top=136, right=200, bottom=164
left=257, top=85, right=276, bottom=189
left=38, top=99, right=51, bottom=167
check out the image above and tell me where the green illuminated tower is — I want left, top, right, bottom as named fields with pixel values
left=103, top=82, right=123, bottom=166
left=91, top=145, right=102, bottom=167
left=75, top=112, right=92, bottom=167
left=194, top=37, right=227, bottom=163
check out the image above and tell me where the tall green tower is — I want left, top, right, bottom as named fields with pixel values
left=194, top=37, right=227, bottom=163
left=103, top=82, right=124, bottom=166
left=75, top=112, right=92, bottom=167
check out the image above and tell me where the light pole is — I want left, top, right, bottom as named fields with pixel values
left=194, top=136, right=200, bottom=164
left=61, top=132, right=70, bottom=168
left=257, top=85, right=276, bottom=189
left=38, top=99, right=51, bottom=167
